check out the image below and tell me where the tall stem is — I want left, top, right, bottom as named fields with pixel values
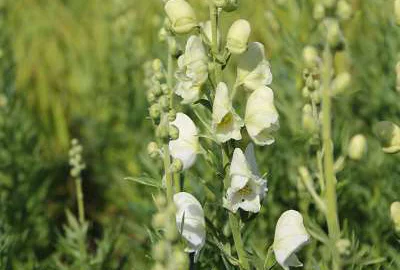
left=229, top=213, right=250, bottom=270
left=321, top=44, right=341, bottom=270
left=163, top=143, right=173, bottom=203
left=75, top=177, right=85, bottom=224
left=210, top=4, right=222, bottom=83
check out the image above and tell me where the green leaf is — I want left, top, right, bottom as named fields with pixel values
left=124, top=176, right=162, bottom=188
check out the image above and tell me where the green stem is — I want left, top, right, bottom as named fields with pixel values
left=321, top=44, right=341, bottom=270
left=163, top=143, right=174, bottom=203
left=210, top=4, right=222, bottom=84
left=75, top=177, right=85, bottom=224
left=229, top=213, right=250, bottom=270
left=167, top=37, right=174, bottom=109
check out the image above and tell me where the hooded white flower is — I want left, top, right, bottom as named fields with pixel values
left=212, top=82, right=244, bottom=143
left=164, top=0, right=197, bottom=34
left=236, top=42, right=272, bottom=92
left=226, top=19, right=251, bottom=55
left=224, top=145, right=267, bottom=213
left=245, top=86, right=279, bottom=145
left=175, top=36, right=208, bottom=104
left=273, top=210, right=310, bottom=270
left=174, top=192, right=206, bottom=260
left=169, top=113, right=199, bottom=170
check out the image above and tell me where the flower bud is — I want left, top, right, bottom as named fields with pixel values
left=395, top=0, right=400, bottom=25
left=152, top=241, right=167, bottom=261
left=168, top=109, right=177, bottom=121
left=154, top=194, right=167, bottom=208
left=348, top=134, right=367, bottom=160
left=152, top=212, right=167, bottom=228
left=152, top=59, right=163, bottom=72
left=171, top=158, right=183, bottom=173
left=336, top=239, right=351, bottom=256
left=332, top=72, right=351, bottom=95
left=161, top=84, right=169, bottom=95
left=152, top=83, right=163, bottom=97
left=322, top=0, right=335, bottom=8
left=158, top=95, right=169, bottom=111
left=302, top=104, right=317, bottom=133
left=337, top=0, right=352, bottom=21
left=326, top=19, right=341, bottom=48
left=313, top=3, right=325, bottom=21
left=303, top=46, right=319, bottom=68
left=147, top=91, right=156, bottom=103
left=164, top=0, right=197, bottom=34
left=311, top=90, right=321, bottom=104
left=213, top=0, right=238, bottom=11
left=156, top=122, right=169, bottom=141
left=374, top=121, right=400, bottom=154
left=169, top=124, right=179, bottom=140
left=149, top=104, right=161, bottom=121
left=390, top=201, right=400, bottom=233
left=158, top=27, right=168, bottom=42
left=226, top=19, right=251, bottom=55
left=147, top=142, right=160, bottom=159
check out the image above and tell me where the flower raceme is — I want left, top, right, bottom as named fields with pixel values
left=169, top=113, right=199, bottom=170
left=273, top=210, right=310, bottom=270
left=236, top=42, right=273, bottom=92
left=245, top=86, right=279, bottom=145
left=174, top=192, right=206, bottom=260
left=212, top=82, right=244, bottom=143
left=175, top=36, right=208, bottom=104
left=224, top=144, right=267, bottom=213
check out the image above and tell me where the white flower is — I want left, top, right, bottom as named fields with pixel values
left=224, top=145, right=267, bottom=213
left=273, top=210, right=310, bottom=270
left=245, top=86, right=279, bottom=145
left=348, top=134, right=367, bottom=160
left=164, top=0, right=197, bottom=34
left=174, top=192, right=206, bottom=260
left=236, top=42, right=272, bottom=92
left=169, top=113, right=199, bottom=170
left=175, top=36, right=208, bottom=104
left=212, top=82, right=244, bottom=143
left=226, top=19, right=251, bottom=55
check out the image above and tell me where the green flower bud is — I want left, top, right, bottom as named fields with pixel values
left=305, top=76, right=316, bottom=90
left=222, top=0, right=239, bottom=12
left=374, top=121, right=400, bottom=154
left=149, top=104, right=161, bottom=121
left=156, top=122, right=169, bottom=141
left=147, top=141, right=160, bottom=159
left=348, top=134, right=367, bottom=160
left=165, top=218, right=178, bottom=241
left=326, top=19, right=341, bottom=48
left=152, top=59, right=163, bottom=72
left=226, top=19, right=251, bottom=54
left=168, top=109, right=177, bottom=122
left=158, top=27, right=168, bottom=42
left=303, top=46, right=319, bottom=67
left=302, top=104, right=317, bottom=133
left=152, top=241, right=167, bottom=261
left=152, top=83, right=163, bottom=97
left=336, top=239, right=351, bottom=256
left=311, top=90, right=321, bottom=104
left=395, top=0, right=400, bottom=25
left=169, top=125, right=179, bottom=140
left=332, top=72, right=351, bottom=95
left=147, top=91, right=156, bottom=103
left=154, top=194, right=167, bottom=208
left=152, top=212, right=167, bottom=228
left=161, top=84, right=169, bottom=95
left=158, top=95, right=170, bottom=111
left=313, top=3, right=326, bottom=21
left=390, top=201, right=400, bottom=233
left=164, top=0, right=197, bottom=34
left=337, top=0, right=352, bottom=21
left=302, top=86, right=311, bottom=99
left=170, top=158, right=183, bottom=173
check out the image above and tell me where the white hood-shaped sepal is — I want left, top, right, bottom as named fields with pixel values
left=174, top=192, right=206, bottom=261
left=169, top=113, right=199, bottom=170
left=212, top=82, right=244, bottom=143
left=245, top=86, right=279, bottom=145
left=224, top=146, right=267, bottom=213
left=175, top=36, right=208, bottom=104
left=236, top=42, right=272, bottom=92
left=273, top=210, right=310, bottom=270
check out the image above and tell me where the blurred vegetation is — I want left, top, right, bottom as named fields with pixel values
left=0, top=0, right=399, bottom=269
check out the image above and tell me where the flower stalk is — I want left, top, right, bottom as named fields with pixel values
left=321, top=43, right=341, bottom=270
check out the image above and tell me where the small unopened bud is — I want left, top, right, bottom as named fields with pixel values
left=149, top=104, right=161, bottom=121
left=152, top=241, right=167, bottom=261
left=226, top=19, right=251, bottom=55
left=305, top=76, right=316, bottom=90
left=374, top=121, right=400, bottom=154
left=152, top=212, right=167, bottom=228
left=161, top=84, right=169, bottom=95
left=168, top=109, right=177, bottom=121
left=322, top=0, right=336, bottom=8
left=303, top=46, right=319, bottom=67
left=171, top=158, right=183, bottom=173
left=336, top=239, right=351, bottom=256
left=164, top=0, right=197, bottom=34
left=348, top=134, right=367, bottom=160
left=302, top=87, right=311, bottom=99
left=313, top=3, right=325, bottom=21
left=154, top=194, right=167, bottom=208
left=147, top=142, right=159, bottom=159
left=158, top=27, right=167, bottom=42
left=147, top=91, right=156, bottom=103
left=152, top=59, right=163, bottom=72
left=156, top=123, right=169, bottom=141
left=214, top=0, right=238, bottom=11
left=169, top=125, right=179, bottom=140
left=395, top=0, right=400, bottom=25
left=152, top=83, right=163, bottom=97
left=390, top=201, right=400, bottom=233
left=311, top=91, right=321, bottom=104
left=158, top=95, right=169, bottom=111
left=332, top=72, right=351, bottom=95
left=337, top=0, right=352, bottom=21
left=326, top=19, right=341, bottom=48
left=302, top=104, right=317, bottom=133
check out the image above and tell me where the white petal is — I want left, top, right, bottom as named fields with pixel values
left=229, top=148, right=252, bottom=186
left=244, top=143, right=260, bottom=176
left=237, top=193, right=261, bottom=213
left=245, top=86, right=279, bottom=145
left=213, top=82, right=231, bottom=123
left=169, top=113, right=199, bottom=170
left=174, top=192, right=206, bottom=255
left=236, top=42, right=272, bottom=91
left=273, top=210, right=310, bottom=270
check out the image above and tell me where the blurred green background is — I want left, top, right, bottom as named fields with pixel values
left=0, top=0, right=399, bottom=269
